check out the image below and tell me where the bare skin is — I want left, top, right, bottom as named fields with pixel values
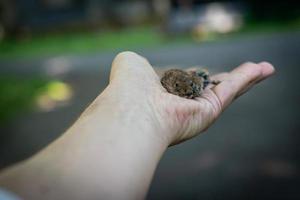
left=0, top=51, right=275, bottom=200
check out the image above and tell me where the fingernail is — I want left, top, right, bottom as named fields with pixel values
left=258, top=62, right=275, bottom=77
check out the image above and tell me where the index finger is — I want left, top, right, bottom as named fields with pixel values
left=212, top=62, right=275, bottom=108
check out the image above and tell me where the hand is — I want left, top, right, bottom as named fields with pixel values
left=108, top=51, right=275, bottom=146
left=0, top=51, right=275, bottom=200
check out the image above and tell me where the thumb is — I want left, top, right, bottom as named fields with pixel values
left=109, top=51, right=159, bottom=85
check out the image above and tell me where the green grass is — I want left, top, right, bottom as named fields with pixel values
left=0, top=27, right=163, bottom=59
left=0, top=20, right=299, bottom=59
left=0, top=77, right=49, bottom=124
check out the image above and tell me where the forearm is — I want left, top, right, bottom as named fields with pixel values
left=0, top=86, right=168, bottom=200
left=0, top=51, right=275, bottom=200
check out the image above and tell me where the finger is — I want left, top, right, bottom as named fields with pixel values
left=212, top=62, right=275, bottom=108
left=235, top=62, right=275, bottom=97
left=210, top=72, right=229, bottom=82
left=210, top=72, right=229, bottom=81
left=109, top=51, right=158, bottom=84
left=255, top=61, right=276, bottom=82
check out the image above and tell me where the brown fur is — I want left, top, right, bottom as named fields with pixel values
left=161, top=69, right=219, bottom=99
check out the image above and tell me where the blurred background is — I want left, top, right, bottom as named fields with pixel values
left=0, top=0, right=299, bottom=199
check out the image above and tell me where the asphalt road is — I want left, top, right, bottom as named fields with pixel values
left=0, top=31, right=299, bottom=199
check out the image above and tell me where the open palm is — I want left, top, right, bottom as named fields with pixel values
left=109, top=52, right=275, bottom=146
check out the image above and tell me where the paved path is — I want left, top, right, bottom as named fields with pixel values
left=0, top=31, right=299, bottom=199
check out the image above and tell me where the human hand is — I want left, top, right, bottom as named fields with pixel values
left=0, top=51, right=275, bottom=200
left=107, top=51, right=275, bottom=146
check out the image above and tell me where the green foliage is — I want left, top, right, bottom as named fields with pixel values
left=0, top=27, right=162, bottom=58
left=0, top=21, right=299, bottom=59
left=0, top=77, right=48, bottom=123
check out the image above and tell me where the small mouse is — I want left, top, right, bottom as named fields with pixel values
left=161, top=68, right=220, bottom=99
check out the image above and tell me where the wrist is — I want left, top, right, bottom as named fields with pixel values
left=90, top=85, right=172, bottom=147
left=64, top=87, right=169, bottom=199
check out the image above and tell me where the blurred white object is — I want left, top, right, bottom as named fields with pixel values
left=202, top=3, right=242, bottom=33
left=166, top=2, right=243, bottom=36
left=44, top=56, right=72, bottom=76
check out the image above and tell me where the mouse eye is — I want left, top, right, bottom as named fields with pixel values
left=175, top=83, right=179, bottom=87
left=190, top=82, right=194, bottom=87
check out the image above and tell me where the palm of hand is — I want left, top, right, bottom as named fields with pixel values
left=109, top=52, right=275, bottom=145
left=149, top=74, right=222, bottom=145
